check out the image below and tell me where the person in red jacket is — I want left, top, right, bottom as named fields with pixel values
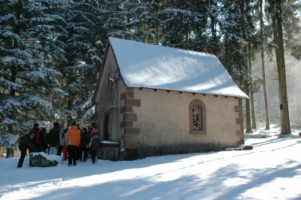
left=32, top=123, right=42, bottom=152
left=65, top=122, right=81, bottom=166
left=87, top=122, right=95, bottom=139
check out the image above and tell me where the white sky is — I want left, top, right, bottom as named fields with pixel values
left=1, top=125, right=301, bottom=200
left=110, top=37, right=248, bottom=99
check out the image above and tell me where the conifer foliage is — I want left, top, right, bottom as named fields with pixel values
left=0, top=0, right=67, bottom=136
left=0, top=0, right=300, bottom=146
left=62, top=0, right=105, bottom=124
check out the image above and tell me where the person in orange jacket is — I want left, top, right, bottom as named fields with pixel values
left=65, top=122, right=81, bottom=166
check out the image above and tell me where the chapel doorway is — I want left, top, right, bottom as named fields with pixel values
left=103, top=113, right=109, bottom=140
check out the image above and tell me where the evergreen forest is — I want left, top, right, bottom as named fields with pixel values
left=0, top=0, right=300, bottom=147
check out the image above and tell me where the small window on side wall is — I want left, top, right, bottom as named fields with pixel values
left=189, top=99, right=206, bottom=134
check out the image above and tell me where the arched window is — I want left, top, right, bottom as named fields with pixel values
left=189, top=99, right=206, bottom=134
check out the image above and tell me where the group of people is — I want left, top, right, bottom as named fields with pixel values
left=17, top=122, right=101, bottom=168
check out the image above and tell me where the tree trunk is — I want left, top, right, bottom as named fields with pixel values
left=6, top=148, right=14, bottom=158
left=209, top=0, right=218, bottom=56
left=240, top=1, right=252, bottom=133
left=272, top=1, right=291, bottom=134
left=248, top=42, right=256, bottom=129
left=245, top=98, right=252, bottom=133
left=245, top=46, right=251, bottom=133
left=260, top=0, right=270, bottom=130
left=250, top=89, right=256, bottom=129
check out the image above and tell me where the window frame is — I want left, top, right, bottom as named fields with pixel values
left=189, top=99, right=206, bottom=134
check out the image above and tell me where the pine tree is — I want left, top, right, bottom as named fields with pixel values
left=121, top=0, right=164, bottom=44
left=282, top=2, right=301, bottom=59
left=160, top=0, right=208, bottom=50
left=265, top=0, right=300, bottom=134
left=0, top=0, right=67, bottom=138
left=218, top=0, right=258, bottom=133
left=61, top=0, right=106, bottom=125
left=206, top=0, right=222, bottom=56
left=259, top=0, right=270, bottom=130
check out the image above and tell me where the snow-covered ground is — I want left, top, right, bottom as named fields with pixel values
left=1, top=125, right=301, bottom=200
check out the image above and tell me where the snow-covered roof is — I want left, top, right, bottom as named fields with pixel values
left=109, top=37, right=248, bottom=99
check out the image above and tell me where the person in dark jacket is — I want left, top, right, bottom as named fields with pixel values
left=90, top=131, right=101, bottom=164
left=57, top=128, right=66, bottom=158
left=48, top=122, right=60, bottom=155
left=43, top=128, right=50, bottom=154
left=31, top=123, right=42, bottom=152
left=79, top=128, right=90, bottom=161
left=17, top=132, right=35, bottom=168
left=40, top=127, right=48, bottom=153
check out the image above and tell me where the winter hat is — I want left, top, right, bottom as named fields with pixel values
left=53, top=122, right=59, bottom=128
left=34, top=123, right=39, bottom=129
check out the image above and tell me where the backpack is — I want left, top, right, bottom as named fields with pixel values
left=18, top=134, right=35, bottom=151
